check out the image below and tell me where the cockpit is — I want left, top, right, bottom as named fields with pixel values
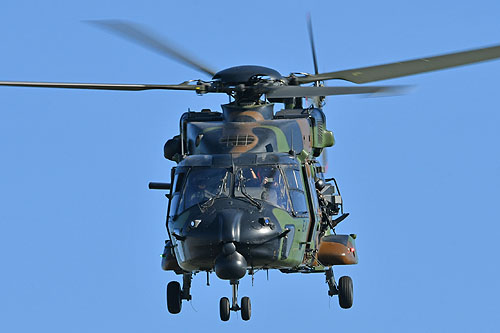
left=171, top=164, right=308, bottom=217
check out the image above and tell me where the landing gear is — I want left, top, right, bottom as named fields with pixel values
left=241, top=296, right=251, bottom=321
left=219, top=297, right=230, bottom=321
left=325, top=267, right=338, bottom=297
left=338, top=276, right=353, bottom=309
left=167, top=281, right=182, bottom=314
left=219, top=280, right=252, bottom=321
left=325, top=267, right=353, bottom=309
left=166, top=273, right=192, bottom=314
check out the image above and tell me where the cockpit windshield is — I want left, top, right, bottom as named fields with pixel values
left=235, top=166, right=290, bottom=211
left=177, top=168, right=230, bottom=212
left=174, top=164, right=307, bottom=216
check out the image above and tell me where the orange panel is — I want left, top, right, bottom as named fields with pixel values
left=317, top=236, right=358, bottom=266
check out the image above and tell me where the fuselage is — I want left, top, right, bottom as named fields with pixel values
left=168, top=153, right=315, bottom=279
left=164, top=102, right=337, bottom=280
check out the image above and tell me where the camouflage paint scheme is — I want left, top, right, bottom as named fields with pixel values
left=162, top=101, right=357, bottom=276
left=4, top=22, right=499, bottom=317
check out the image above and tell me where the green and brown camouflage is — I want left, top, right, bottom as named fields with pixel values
left=164, top=102, right=335, bottom=162
left=161, top=100, right=354, bottom=278
left=5, top=20, right=500, bottom=318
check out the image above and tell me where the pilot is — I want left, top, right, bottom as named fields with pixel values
left=187, top=175, right=212, bottom=206
left=261, top=177, right=279, bottom=205
left=244, top=168, right=260, bottom=187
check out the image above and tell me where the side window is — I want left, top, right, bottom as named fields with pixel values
left=285, top=169, right=305, bottom=191
left=169, top=172, right=185, bottom=219
left=174, top=173, right=185, bottom=193
left=285, top=167, right=308, bottom=216
left=289, top=190, right=308, bottom=215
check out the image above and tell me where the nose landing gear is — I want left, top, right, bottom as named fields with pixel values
left=219, top=280, right=251, bottom=321
left=166, top=274, right=252, bottom=321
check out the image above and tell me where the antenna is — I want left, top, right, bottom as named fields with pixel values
left=289, top=131, right=296, bottom=156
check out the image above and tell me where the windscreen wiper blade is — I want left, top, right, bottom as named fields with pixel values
left=237, top=171, right=262, bottom=210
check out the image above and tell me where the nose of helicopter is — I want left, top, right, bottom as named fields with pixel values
left=216, top=209, right=243, bottom=243
left=214, top=209, right=247, bottom=280
left=177, top=201, right=283, bottom=278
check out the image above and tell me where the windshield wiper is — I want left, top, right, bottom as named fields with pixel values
left=200, top=171, right=229, bottom=211
left=237, top=170, right=262, bottom=210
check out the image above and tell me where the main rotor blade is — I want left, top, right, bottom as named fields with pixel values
left=87, top=20, right=217, bottom=77
left=322, top=149, right=328, bottom=173
left=307, top=13, right=319, bottom=76
left=0, top=80, right=204, bottom=92
left=265, top=85, right=406, bottom=98
left=297, top=44, right=500, bottom=84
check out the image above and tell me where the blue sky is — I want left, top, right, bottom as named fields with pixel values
left=1, top=1, right=499, bottom=332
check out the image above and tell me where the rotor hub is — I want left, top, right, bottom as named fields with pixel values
left=213, top=65, right=282, bottom=85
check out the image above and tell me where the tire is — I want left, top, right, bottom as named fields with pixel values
left=167, top=281, right=182, bottom=314
left=338, top=276, right=353, bottom=309
left=220, top=297, right=230, bottom=321
left=241, top=296, right=251, bottom=321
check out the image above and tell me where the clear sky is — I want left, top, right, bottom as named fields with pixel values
left=1, top=1, right=499, bottom=332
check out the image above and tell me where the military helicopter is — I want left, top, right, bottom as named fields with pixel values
left=1, top=20, right=500, bottom=322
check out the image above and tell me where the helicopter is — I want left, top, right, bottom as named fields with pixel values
left=1, top=20, right=500, bottom=322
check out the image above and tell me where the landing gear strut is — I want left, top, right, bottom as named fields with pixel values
left=166, top=273, right=192, bottom=314
left=325, top=267, right=338, bottom=296
left=219, top=280, right=251, bottom=321
left=325, top=267, right=353, bottom=309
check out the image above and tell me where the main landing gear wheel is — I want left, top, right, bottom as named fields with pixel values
left=167, top=281, right=182, bottom=314
left=241, top=296, right=251, bottom=321
left=220, top=297, right=230, bottom=321
left=338, top=275, right=353, bottom=309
